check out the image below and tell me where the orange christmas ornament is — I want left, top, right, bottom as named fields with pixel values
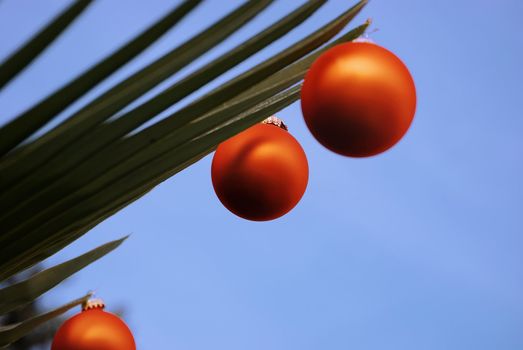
left=211, top=117, right=308, bottom=221
left=52, top=298, right=135, bottom=350
left=301, top=41, right=416, bottom=157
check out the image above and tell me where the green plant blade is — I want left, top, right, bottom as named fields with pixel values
left=0, top=1, right=366, bottom=238
left=0, top=86, right=300, bottom=279
left=0, top=0, right=202, bottom=157
left=0, top=0, right=92, bottom=91
left=72, top=22, right=371, bottom=204
left=0, top=293, right=91, bottom=348
left=0, top=0, right=273, bottom=191
left=0, top=19, right=368, bottom=272
left=0, top=0, right=326, bottom=218
left=1, top=188, right=152, bottom=281
left=147, top=21, right=371, bottom=159
left=86, top=0, right=326, bottom=137
left=134, top=0, right=367, bottom=145
left=0, top=236, right=126, bottom=314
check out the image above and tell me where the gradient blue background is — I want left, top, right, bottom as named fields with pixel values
left=1, top=1, right=522, bottom=349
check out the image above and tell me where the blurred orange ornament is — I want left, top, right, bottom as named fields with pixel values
left=301, top=41, right=416, bottom=157
left=211, top=117, right=308, bottom=221
left=52, top=298, right=135, bottom=350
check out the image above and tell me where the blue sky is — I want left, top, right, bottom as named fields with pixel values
left=1, top=0, right=522, bottom=349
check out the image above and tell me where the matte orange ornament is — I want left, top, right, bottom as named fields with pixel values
left=301, top=41, right=416, bottom=157
left=52, top=298, right=135, bottom=350
left=211, top=118, right=308, bottom=221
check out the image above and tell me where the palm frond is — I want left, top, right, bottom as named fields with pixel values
left=0, top=0, right=273, bottom=186
left=0, top=0, right=92, bottom=91
left=0, top=0, right=201, bottom=156
left=0, top=0, right=326, bottom=221
left=0, top=293, right=91, bottom=348
left=0, top=237, right=126, bottom=314
left=0, top=3, right=367, bottom=264
left=0, top=0, right=370, bottom=340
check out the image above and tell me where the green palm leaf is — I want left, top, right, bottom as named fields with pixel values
left=0, top=0, right=201, bottom=157
left=0, top=0, right=326, bottom=221
left=0, top=2, right=367, bottom=257
left=0, top=237, right=126, bottom=314
left=0, top=0, right=273, bottom=188
left=0, top=293, right=91, bottom=348
left=0, top=0, right=370, bottom=341
left=0, top=0, right=92, bottom=91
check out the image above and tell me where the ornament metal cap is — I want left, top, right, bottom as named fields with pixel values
left=82, top=298, right=106, bottom=311
left=262, top=116, right=288, bottom=131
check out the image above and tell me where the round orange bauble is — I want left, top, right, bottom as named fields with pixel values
left=211, top=119, right=308, bottom=221
left=52, top=299, right=135, bottom=350
left=301, top=41, right=416, bottom=157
